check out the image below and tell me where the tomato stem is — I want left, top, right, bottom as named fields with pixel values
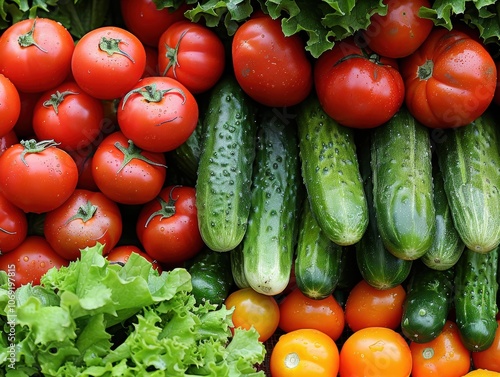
left=162, top=30, right=187, bottom=77
left=113, top=139, right=167, bottom=174
left=65, top=200, right=98, bottom=225
left=43, top=90, right=79, bottom=114
left=144, top=186, right=181, bottom=227
left=121, top=83, right=187, bottom=109
left=17, top=19, right=47, bottom=52
left=19, top=139, right=60, bottom=166
left=417, top=60, right=434, bottom=80
left=99, top=36, right=135, bottom=63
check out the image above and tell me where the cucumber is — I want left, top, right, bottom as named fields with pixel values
left=336, top=244, right=362, bottom=291
left=297, top=94, right=368, bottom=246
left=401, top=261, right=454, bottom=343
left=454, top=246, right=499, bottom=351
left=436, top=111, right=500, bottom=254
left=195, top=75, right=257, bottom=252
left=294, top=198, right=343, bottom=300
left=371, top=106, right=435, bottom=260
left=229, top=244, right=250, bottom=289
left=242, top=107, right=302, bottom=296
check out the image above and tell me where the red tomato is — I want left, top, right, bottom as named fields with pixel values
left=363, top=0, right=434, bottom=58
left=0, top=130, right=18, bottom=157
left=232, top=15, right=312, bottom=107
left=0, top=192, right=28, bottom=253
left=136, top=185, right=204, bottom=265
left=0, top=18, right=74, bottom=93
left=314, top=37, right=405, bottom=129
left=71, top=26, right=146, bottom=100
left=107, top=245, right=163, bottom=272
left=32, top=81, right=105, bottom=151
left=13, top=91, right=41, bottom=140
left=0, top=74, right=21, bottom=137
left=400, top=27, right=497, bottom=128
left=158, top=20, right=225, bottom=94
left=43, top=189, right=123, bottom=261
left=0, top=236, right=69, bottom=288
left=91, top=131, right=167, bottom=205
left=0, top=140, right=78, bottom=213
left=68, top=148, right=100, bottom=192
left=117, top=76, right=198, bottom=153
left=472, top=319, right=500, bottom=372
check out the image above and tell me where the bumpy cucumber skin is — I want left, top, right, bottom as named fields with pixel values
left=436, top=111, right=500, bottom=254
left=454, top=246, right=499, bottom=352
left=297, top=95, right=368, bottom=246
left=295, top=199, right=343, bottom=300
left=229, top=244, right=250, bottom=289
left=242, top=108, right=302, bottom=296
left=371, top=106, right=435, bottom=260
left=401, top=262, right=454, bottom=343
left=196, top=76, right=256, bottom=252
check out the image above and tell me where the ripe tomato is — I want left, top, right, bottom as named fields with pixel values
left=463, top=370, right=500, bottom=377
left=136, top=185, right=204, bottom=265
left=107, top=244, right=163, bottom=272
left=224, top=287, right=280, bottom=342
left=0, top=192, right=28, bottom=253
left=0, top=140, right=78, bottom=213
left=270, top=328, right=340, bottom=377
left=278, top=287, right=345, bottom=341
left=400, top=28, right=497, bottom=128
left=117, top=76, right=198, bottom=153
left=0, top=236, right=69, bottom=288
left=0, top=74, right=21, bottom=137
left=91, top=131, right=167, bottom=205
left=232, top=14, right=312, bottom=107
left=472, top=319, right=500, bottom=372
left=344, top=279, right=406, bottom=332
left=0, top=18, right=74, bottom=93
left=362, top=0, right=434, bottom=58
left=339, top=327, right=412, bottom=377
left=32, top=81, right=105, bottom=151
left=410, top=320, right=471, bottom=377
left=0, top=130, right=18, bottom=157
left=13, top=91, right=41, bottom=140
left=71, top=26, right=146, bottom=100
left=314, top=37, right=404, bottom=129
left=68, top=148, right=100, bottom=192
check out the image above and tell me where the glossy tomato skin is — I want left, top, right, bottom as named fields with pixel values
left=43, top=189, right=123, bottom=261
left=0, top=18, right=74, bottom=93
left=71, top=26, right=146, bottom=100
left=363, top=0, right=434, bottom=58
left=117, top=76, right=198, bottom=153
left=0, top=236, right=69, bottom=288
left=0, top=140, right=79, bottom=214
left=225, top=287, right=280, bottom=342
left=278, top=287, right=345, bottom=341
left=401, top=28, right=497, bottom=129
left=0, top=74, right=21, bottom=137
left=91, top=131, right=167, bottom=205
left=314, top=37, right=405, bottom=129
left=472, top=319, right=500, bottom=372
left=232, top=15, right=312, bottom=107
left=136, top=185, right=204, bottom=265
left=0, top=192, right=28, bottom=253
left=107, top=244, right=163, bottom=272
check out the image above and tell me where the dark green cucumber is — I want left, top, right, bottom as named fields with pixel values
left=294, top=198, right=343, bottom=300
left=297, top=94, right=368, bottom=246
left=196, top=75, right=257, bottom=252
left=436, top=111, right=500, bottom=254
left=401, top=261, right=454, bottom=343
left=454, top=246, right=499, bottom=351
left=229, top=244, right=250, bottom=289
left=169, top=118, right=204, bottom=183
left=371, top=106, right=435, bottom=260
left=242, top=107, right=302, bottom=296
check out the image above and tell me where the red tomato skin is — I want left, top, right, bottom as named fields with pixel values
left=0, top=74, right=21, bottom=137
left=232, top=15, right=312, bottom=107
left=68, top=148, right=100, bottom=192
left=0, top=192, right=28, bottom=253
left=401, top=28, right=497, bottom=129
left=0, top=18, right=74, bottom=93
left=0, top=130, right=18, bottom=157
left=107, top=245, right=163, bottom=272
left=13, top=91, right=42, bottom=140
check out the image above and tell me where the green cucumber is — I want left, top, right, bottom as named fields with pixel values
left=371, top=106, right=435, bottom=260
left=454, top=246, right=499, bottom=351
left=401, top=261, right=454, bottom=343
left=195, top=75, right=257, bottom=252
left=169, top=118, right=204, bottom=183
left=242, top=107, right=302, bottom=296
left=297, top=94, right=368, bottom=246
left=294, top=198, right=343, bottom=300
left=436, top=111, right=500, bottom=254
left=229, top=244, right=250, bottom=289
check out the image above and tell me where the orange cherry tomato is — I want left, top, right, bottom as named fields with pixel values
left=344, top=279, right=406, bottom=331
left=410, top=320, right=471, bottom=377
left=278, top=287, right=345, bottom=341
left=472, top=319, right=500, bottom=372
left=225, top=287, right=280, bottom=342
left=339, top=327, right=412, bottom=377
left=270, top=328, right=340, bottom=377
left=463, top=370, right=500, bottom=377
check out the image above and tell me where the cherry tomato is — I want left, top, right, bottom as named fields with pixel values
left=224, top=287, right=280, bottom=342
left=71, top=26, right=146, bottom=100
left=278, top=287, right=345, bottom=341
left=0, top=192, right=28, bottom=253
left=400, top=27, right=497, bottom=129
left=107, top=244, right=163, bottom=272
left=0, top=139, right=78, bottom=214
left=270, top=328, right=340, bottom=377
left=117, top=76, right=198, bottom=153
left=0, top=74, right=21, bottom=137
left=339, top=327, right=413, bottom=377
left=344, top=279, right=406, bottom=332
left=0, top=130, right=18, bottom=157
left=472, top=319, right=500, bottom=372
left=0, top=18, right=74, bottom=93
left=0, top=236, right=69, bottom=288
left=462, top=370, right=500, bottom=377
left=232, top=14, right=312, bottom=107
